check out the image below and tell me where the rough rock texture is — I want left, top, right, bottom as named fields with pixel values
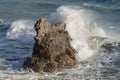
left=23, top=18, right=76, bottom=73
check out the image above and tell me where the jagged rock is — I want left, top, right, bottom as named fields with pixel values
left=23, top=18, right=76, bottom=73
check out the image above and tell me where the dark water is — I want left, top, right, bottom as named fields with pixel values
left=0, top=0, right=120, bottom=80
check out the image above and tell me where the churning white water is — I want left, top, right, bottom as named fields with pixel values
left=49, top=6, right=106, bottom=61
left=6, top=20, right=36, bottom=44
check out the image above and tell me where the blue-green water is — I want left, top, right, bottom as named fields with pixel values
left=0, top=0, right=120, bottom=80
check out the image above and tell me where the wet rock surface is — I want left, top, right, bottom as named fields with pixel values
left=23, top=18, right=76, bottom=73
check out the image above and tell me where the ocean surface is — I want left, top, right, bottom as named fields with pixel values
left=0, top=0, right=120, bottom=80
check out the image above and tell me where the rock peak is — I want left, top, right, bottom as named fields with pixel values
left=39, top=18, right=48, bottom=22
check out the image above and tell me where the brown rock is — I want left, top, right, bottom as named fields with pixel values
left=23, top=18, right=76, bottom=73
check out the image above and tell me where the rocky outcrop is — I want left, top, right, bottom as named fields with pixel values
left=23, top=18, right=76, bottom=73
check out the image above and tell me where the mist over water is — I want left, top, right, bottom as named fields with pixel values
left=0, top=0, right=120, bottom=80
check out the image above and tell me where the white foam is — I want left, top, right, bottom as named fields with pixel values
left=49, top=6, right=106, bottom=62
left=6, top=19, right=36, bottom=43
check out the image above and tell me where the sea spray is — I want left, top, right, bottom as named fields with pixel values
left=6, top=20, right=36, bottom=44
left=49, top=6, right=106, bottom=62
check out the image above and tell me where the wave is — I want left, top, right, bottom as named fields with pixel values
left=82, top=2, right=120, bottom=12
left=0, top=19, right=10, bottom=25
left=49, top=6, right=106, bottom=62
left=82, top=0, right=120, bottom=3
left=6, top=19, right=36, bottom=44
left=31, top=2, right=60, bottom=10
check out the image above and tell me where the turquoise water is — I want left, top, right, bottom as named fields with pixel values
left=0, top=0, right=120, bottom=80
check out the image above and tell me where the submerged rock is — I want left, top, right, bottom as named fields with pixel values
left=23, top=18, right=76, bottom=73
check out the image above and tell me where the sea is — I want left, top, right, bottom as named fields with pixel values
left=0, top=0, right=120, bottom=80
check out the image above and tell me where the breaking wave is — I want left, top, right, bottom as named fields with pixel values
left=49, top=6, right=106, bottom=61
left=6, top=19, right=36, bottom=44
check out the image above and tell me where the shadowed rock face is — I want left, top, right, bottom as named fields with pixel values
left=23, top=18, right=76, bottom=73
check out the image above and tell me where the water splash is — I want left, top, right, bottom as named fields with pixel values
left=49, top=6, right=106, bottom=61
left=6, top=19, right=36, bottom=43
